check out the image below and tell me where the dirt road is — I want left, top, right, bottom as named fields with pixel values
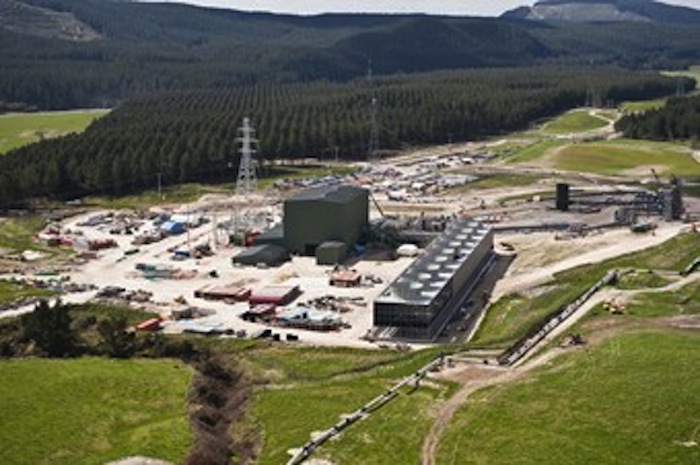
left=492, top=223, right=686, bottom=300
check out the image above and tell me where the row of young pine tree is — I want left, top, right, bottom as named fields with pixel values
left=0, top=68, right=688, bottom=206
left=616, top=94, right=700, bottom=142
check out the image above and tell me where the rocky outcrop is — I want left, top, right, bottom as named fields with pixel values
left=0, top=0, right=101, bottom=42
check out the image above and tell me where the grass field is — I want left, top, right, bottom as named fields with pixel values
left=86, top=165, right=356, bottom=209
left=626, top=281, right=700, bottom=318
left=620, top=98, right=667, bottom=113
left=246, top=346, right=451, bottom=465
left=0, top=357, right=192, bottom=465
left=551, top=139, right=700, bottom=177
left=503, top=140, right=564, bottom=164
left=614, top=269, right=670, bottom=290
left=438, top=330, right=700, bottom=465
left=86, top=182, right=233, bottom=210
left=0, top=217, right=49, bottom=253
left=0, top=280, right=53, bottom=305
left=541, top=110, right=608, bottom=135
left=0, top=110, right=108, bottom=154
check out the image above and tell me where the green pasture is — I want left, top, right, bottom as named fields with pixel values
left=620, top=98, right=667, bottom=113
left=239, top=345, right=412, bottom=382
left=86, top=182, right=232, bottom=210
left=0, top=357, right=192, bottom=465
left=0, top=110, right=108, bottom=155
left=503, top=139, right=564, bottom=164
left=247, top=347, right=450, bottom=465
left=0, top=217, right=49, bottom=253
left=541, top=110, right=608, bottom=134
left=626, top=280, right=700, bottom=318
left=551, top=139, right=700, bottom=176
left=439, top=330, right=700, bottom=465
left=614, top=269, right=670, bottom=290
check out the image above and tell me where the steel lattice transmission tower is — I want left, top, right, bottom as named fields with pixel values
left=236, top=117, right=258, bottom=196
left=368, top=97, right=379, bottom=162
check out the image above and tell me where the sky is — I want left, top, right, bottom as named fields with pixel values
left=141, top=0, right=700, bottom=16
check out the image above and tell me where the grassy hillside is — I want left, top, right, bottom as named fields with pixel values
left=620, top=98, right=667, bottom=113
left=241, top=345, right=450, bottom=465
left=439, top=330, right=700, bottom=465
left=0, top=110, right=108, bottom=154
left=551, top=139, right=700, bottom=176
left=472, top=232, right=700, bottom=348
left=542, top=110, right=609, bottom=134
left=0, top=358, right=193, bottom=465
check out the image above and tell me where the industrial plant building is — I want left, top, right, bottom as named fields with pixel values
left=373, top=219, right=494, bottom=341
left=250, top=184, right=369, bottom=265
left=284, top=185, right=369, bottom=256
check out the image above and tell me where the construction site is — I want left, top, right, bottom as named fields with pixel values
left=1, top=116, right=699, bottom=350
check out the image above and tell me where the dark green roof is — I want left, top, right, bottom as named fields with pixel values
left=287, top=185, right=368, bottom=204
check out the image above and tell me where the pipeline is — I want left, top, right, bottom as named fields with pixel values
left=286, top=356, right=445, bottom=465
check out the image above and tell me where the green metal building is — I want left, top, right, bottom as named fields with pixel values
left=284, top=185, right=369, bottom=256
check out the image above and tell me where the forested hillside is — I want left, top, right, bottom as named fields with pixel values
left=3, top=0, right=700, bottom=110
left=0, top=68, right=686, bottom=206
left=616, top=95, right=700, bottom=141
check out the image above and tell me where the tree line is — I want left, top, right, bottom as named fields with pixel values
left=0, top=68, right=686, bottom=206
left=616, top=94, right=700, bottom=142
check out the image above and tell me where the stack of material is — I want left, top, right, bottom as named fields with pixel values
left=249, top=285, right=301, bottom=306
left=329, top=268, right=361, bottom=287
left=276, top=307, right=343, bottom=331
left=194, top=284, right=251, bottom=302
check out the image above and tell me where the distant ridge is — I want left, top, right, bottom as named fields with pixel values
left=502, top=0, right=700, bottom=24
left=2, top=0, right=700, bottom=109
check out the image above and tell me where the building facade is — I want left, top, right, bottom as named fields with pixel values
left=284, top=185, right=369, bottom=256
